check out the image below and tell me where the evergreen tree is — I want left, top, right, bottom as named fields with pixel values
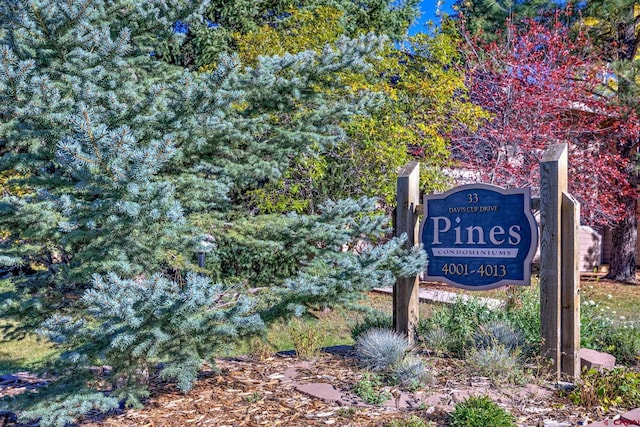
left=0, top=1, right=425, bottom=424
left=453, top=0, right=563, bottom=40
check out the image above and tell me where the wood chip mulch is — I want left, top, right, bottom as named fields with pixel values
left=1, top=350, right=621, bottom=426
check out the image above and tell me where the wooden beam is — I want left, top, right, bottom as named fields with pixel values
left=561, top=192, right=581, bottom=379
left=394, top=161, right=420, bottom=343
left=539, top=143, right=568, bottom=379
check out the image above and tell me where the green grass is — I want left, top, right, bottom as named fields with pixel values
left=580, top=274, right=640, bottom=323
left=0, top=320, right=57, bottom=375
left=2, top=273, right=640, bottom=373
left=231, top=292, right=435, bottom=356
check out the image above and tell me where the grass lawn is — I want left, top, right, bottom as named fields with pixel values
left=0, top=320, right=56, bottom=375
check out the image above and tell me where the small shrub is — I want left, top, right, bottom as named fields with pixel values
left=247, top=336, right=274, bottom=360
left=418, top=297, right=495, bottom=357
left=391, top=354, right=433, bottom=391
left=355, top=328, right=409, bottom=372
left=386, top=415, right=434, bottom=427
left=568, top=367, right=640, bottom=411
left=353, top=372, right=392, bottom=405
left=351, top=311, right=393, bottom=340
left=289, top=319, right=322, bottom=360
left=466, top=345, right=524, bottom=384
left=473, top=320, right=524, bottom=351
left=449, top=395, right=516, bottom=427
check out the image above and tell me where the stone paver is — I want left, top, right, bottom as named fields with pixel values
left=295, top=382, right=343, bottom=403
left=622, top=408, right=640, bottom=425
left=580, top=348, right=616, bottom=371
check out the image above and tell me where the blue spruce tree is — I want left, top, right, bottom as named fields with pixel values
left=0, top=1, right=425, bottom=425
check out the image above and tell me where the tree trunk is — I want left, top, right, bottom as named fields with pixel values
left=606, top=198, right=637, bottom=283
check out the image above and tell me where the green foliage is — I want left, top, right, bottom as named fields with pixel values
left=449, top=395, right=516, bottom=427
left=501, top=286, right=541, bottom=354
left=9, top=273, right=264, bottom=424
left=353, top=372, right=392, bottom=405
left=422, top=326, right=451, bottom=356
left=351, top=310, right=393, bottom=340
left=213, top=7, right=487, bottom=214
left=579, top=297, right=640, bottom=366
left=568, top=367, right=640, bottom=411
left=453, top=0, right=563, bottom=42
left=191, top=0, right=420, bottom=68
left=418, top=286, right=541, bottom=358
left=601, top=325, right=640, bottom=366
left=417, top=296, right=494, bottom=356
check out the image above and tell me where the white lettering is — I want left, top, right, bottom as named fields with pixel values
left=508, top=225, right=522, bottom=245
left=431, top=216, right=451, bottom=245
left=465, top=225, right=486, bottom=244
left=489, top=226, right=505, bottom=245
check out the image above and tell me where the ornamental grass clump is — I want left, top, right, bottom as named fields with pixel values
left=466, top=344, right=525, bottom=384
left=392, top=354, right=434, bottom=391
left=472, top=320, right=524, bottom=351
left=355, top=328, right=410, bottom=372
left=354, top=328, right=432, bottom=392
left=422, top=326, right=452, bottom=356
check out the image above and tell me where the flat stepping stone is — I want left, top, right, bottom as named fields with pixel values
left=295, top=382, right=343, bottom=403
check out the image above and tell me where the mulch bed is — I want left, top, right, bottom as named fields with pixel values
left=0, top=348, right=615, bottom=427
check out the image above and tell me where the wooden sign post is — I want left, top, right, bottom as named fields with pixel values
left=540, top=143, right=580, bottom=380
left=394, top=161, right=420, bottom=343
left=396, top=145, right=580, bottom=378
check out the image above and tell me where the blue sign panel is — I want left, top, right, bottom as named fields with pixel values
left=421, top=184, right=538, bottom=290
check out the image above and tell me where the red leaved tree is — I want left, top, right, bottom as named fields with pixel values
left=450, top=12, right=640, bottom=282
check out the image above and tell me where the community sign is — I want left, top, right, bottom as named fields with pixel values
left=421, top=184, right=538, bottom=290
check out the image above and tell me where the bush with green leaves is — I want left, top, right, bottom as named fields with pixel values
left=449, top=395, right=516, bottom=427
left=353, top=372, right=392, bottom=405
left=568, top=367, right=640, bottom=411
left=417, top=296, right=496, bottom=356
left=418, top=286, right=541, bottom=358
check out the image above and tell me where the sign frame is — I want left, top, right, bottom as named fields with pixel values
left=420, top=183, right=538, bottom=290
